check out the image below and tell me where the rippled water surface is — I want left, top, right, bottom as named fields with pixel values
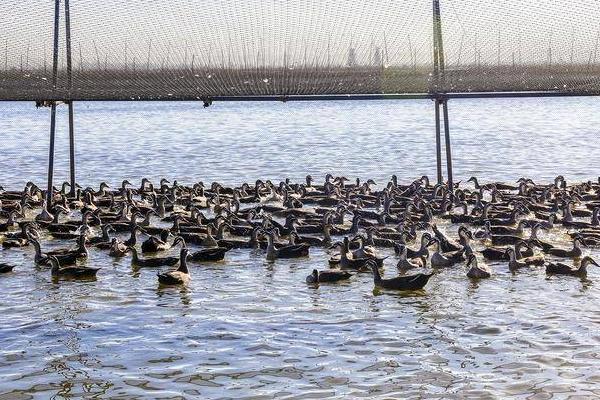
left=1, top=98, right=600, bottom=399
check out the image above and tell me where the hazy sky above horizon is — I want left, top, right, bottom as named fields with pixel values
left=2, top=0, right=600, bottom=70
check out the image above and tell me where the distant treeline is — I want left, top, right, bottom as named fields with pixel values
left=1, top=64, right=599, bottom=100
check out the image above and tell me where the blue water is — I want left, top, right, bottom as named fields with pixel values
left=0, top=98, right=599, bottom=399
left=0, top=97, right=599, bottom=189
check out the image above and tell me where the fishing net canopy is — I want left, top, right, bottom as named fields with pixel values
left=1, top=0, right=599, bottom=101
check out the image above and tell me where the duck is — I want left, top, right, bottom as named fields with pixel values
left=265, top=230, right=310, bottom=261
left=428, top=238, right=465, bottom=268
left=543, top=237, right=584, bottom=258
left=109, top=238, right=130, bottom=257
left=0, top=211, right=19, bottom=232
left=466, top=254, right=492, bottom=278
left=490, top=220, right=528, bottom=236
left=188, top=246, right=229, bottom=262
left=350, top=236, right=380, bottom=259
left=546, top=256, right=599, bottom=277
left=396, top=244, right=427, bottom=271
left=468, top=177, right=517, bottom=191
left=141, top=230, right=182, bottom=253
left=305, top=269, right=353, bottom=283
left=49, top=256, right=99, bottom=279
left=157, top=248, right=191, bottom=285
left=505, top=248, right=541, bottom=271
left=29, top=238, right=77, bottom=266
left=0, top=263, right=15, bottom=273
left=514, top=241, right=545, bottom=265
left=3, top=222, right=39, bottom=241
left=395, top=232, right=431, bottom=259
left=88, top=224, right=114, bottom=246
left=369, top=260, right=433, bottom=290
left=480, top=246, right=512, bottom=261
left=129, top=246, right=179, bottom=268
left=46, top=235, right=89, bottom=259
left=218, top=226, right=262, bottom=249
left=431, top=224, right=462, bottom=252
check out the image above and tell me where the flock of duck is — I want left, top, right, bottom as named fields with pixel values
left=0, top=174, right=599, bottom=291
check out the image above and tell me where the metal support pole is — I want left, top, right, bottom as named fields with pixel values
left=442, top=99, right=453, bottom=191
left=68, top=102, right=75, bottom=195
left=65, top=0, right=76, bottom=196
left=47, top=104, right=57, bottom=211
left=46, top=0, right=61, bottom=211
left=434, top=99, right=443, bottom=185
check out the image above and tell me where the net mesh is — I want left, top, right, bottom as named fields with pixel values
left=1, top=0, right=600, bottom=100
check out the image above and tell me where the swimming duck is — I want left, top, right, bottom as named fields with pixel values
left=265, top=230, right=310, bottom=261
left=506, top=248, right=537, bottom=271
left=46, top=235, right=89, bottom=259
left=490, top=220, right=528, bottom=236
left=29, top=238, right=75, bottom=266
left=305, top=269, right=352, bottom=283
left=429, top=238, right=465, bottom=268
left=88, top=224, right=114, bottom=246
left=513, top=241, right=545, bottom=265
left=395, top=232, right=431, bottom=259
left=466, top=254, right=492, bottom=278
left=109, top=238, right=130, bottom=257
left=141, top=230, right=180, bottom=253
left=546, top=256, right=598, bottom=277
left=157, top=248, right=190, bottom=285
left=0, top=263, right=15, bottom=273
left=396, top=244, right=426, bottom=271
left=468, top=176, right=517, bottom=191
left=369, top=260, right=433, bottom=290
left=543, top=237, right=583, bottom=258
left=188, top=246, right=229, bottom=262
left=129, top=246, right=179, bottom=268
left=49, top=256, right=99, bottom=279
left=0, top=211, right=19, bottom=232
left=431, top=224, right=462, bottom=252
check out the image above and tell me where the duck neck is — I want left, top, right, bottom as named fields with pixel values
left=371, top=265, right=382, bottom=283
left=129, top=229, right=138, bottom=245
left=592, top=209, right=600, bottom=226
left=50, top=259, right=60, bottom=276
left=52, top=210, right=61, bottom=224
left=266, top=235, right=276, bottom=257
left=419, top=235, right=428, bottom=251
left=530, top=226, right=539, bottom=240
left=31, top=240, right=44, bottom=262
left=178, top=252, right=189, bottom=274
left=563, top=204, right=573, bottom=221
left=400, top=246, right=408, bottom=260
left=131, top=247, right=139, bottom=261
left=323, top=226, right=331, bottom=243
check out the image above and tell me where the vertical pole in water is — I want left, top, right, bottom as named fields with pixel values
left=432, top=0, right=452, bottom=190
left=46, top=0, right=60, bottom=211
left=434, top=98, right=443, bottom=185
left=442, top=98, right=453, bottom=192
left=432, top=0, right=441, bottom=185
left=65, top=0, right=76, bottom=196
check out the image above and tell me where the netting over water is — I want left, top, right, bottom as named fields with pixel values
left=1, top=1, right=600, bottom=100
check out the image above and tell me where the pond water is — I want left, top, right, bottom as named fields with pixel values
left=0, top=98, right=599, bottom=399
